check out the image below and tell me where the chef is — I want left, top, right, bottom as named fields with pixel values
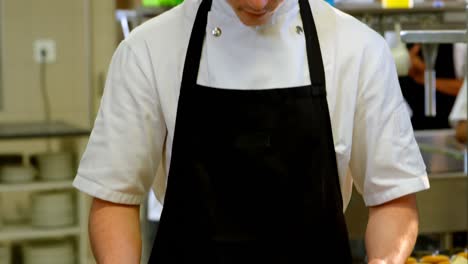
left=73, top=0, right=430, bottom=263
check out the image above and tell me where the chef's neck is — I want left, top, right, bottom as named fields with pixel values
left=215, top=0, right=297, bottom=27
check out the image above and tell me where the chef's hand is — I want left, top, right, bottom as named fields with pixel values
left=408, top=44, right=426, bottom=85
left=455, top=121, right=467, bottom=143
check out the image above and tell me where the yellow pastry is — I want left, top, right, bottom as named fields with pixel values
left=457, top=252, right=468, bottom=259
left=406, top=257, right=417, bottom=264
left=438, top=261, right=450, bottom=264
left=453, top=255, right=468, bottom=264
left=420, top=255, right=450, bottom=263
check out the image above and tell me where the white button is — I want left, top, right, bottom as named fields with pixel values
left=212, top=27, right=222, bottom=37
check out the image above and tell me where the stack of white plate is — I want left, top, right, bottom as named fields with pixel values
left=0, top=195, right=3, bottom=229
left=0, top=244, right=11, bottom=264
left=31, top=191, right=74, bottom=228
left=0, top=166, right=36, bottom=183
left=22, top=239, right=75, bottom=264
left=36, top=152, right=74, bottom=181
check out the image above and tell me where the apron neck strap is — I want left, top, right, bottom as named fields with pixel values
left=180, top=0, right=212, bottom=90
left=299, top=0, right=326, bottom=90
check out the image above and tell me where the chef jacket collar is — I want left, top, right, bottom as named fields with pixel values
left=212, top=0, right=300, bottom=28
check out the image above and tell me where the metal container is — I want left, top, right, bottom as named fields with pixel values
left=414, top=129, right=466, bottom=173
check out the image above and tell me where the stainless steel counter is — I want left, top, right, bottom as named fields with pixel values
left=415, top=129, right=466, bottom=173
left=346, top=172, right=467, bottom=239
left=401, top=30, right=466, bottom=43
left=345, top=129, right=467, bottom=241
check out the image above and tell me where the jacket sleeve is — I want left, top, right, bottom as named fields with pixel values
left=73, top=41, right=166, bottom=205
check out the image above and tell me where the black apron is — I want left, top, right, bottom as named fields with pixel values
left=149, top=0, right=352, bottom=262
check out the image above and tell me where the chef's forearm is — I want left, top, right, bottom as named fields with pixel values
left=435, top=78, right=464, bottom=96
left=89, top=198, right=142, bottom=264
left=365, top=194, right=419, bottom=264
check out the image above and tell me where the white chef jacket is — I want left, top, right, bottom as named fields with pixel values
left=450, top=79, right=467, bottom=124
left=73, top=0, right=429, bottom=210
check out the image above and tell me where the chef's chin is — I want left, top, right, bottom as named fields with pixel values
left=236, top=11, right=274, bottom=26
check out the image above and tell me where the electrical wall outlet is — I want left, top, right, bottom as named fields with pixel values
left=34, top=39, right=56, bottom=63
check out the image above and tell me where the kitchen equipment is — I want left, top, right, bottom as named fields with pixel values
left=31, top=191, right=74, bottom=228
left=386, top=23, right=411, bottom=77
left=414, top=129, right=466, bottom=173
left=0, top=244, right=11, bottom=264
left=22, top=239, right=75, bottom=264
left=35, top=152, right=74, bottom=181
left=0, top=165, right=36, bottom=184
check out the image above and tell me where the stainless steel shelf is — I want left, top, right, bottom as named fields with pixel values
left=401, top=29, right=466, bottom=43
left=336, top=1, right=465, bottom=15
left=0, top=180, right=73, bottom=193
left=0, top=225, right=80, bottom=241
left=135, top=2, right=466, bottom=16
left=0, top=121, right=90, bottom=139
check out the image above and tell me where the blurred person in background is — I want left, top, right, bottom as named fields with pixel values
left=450, top=79, right=467, bottom=143
left=400, top=43, right=466, bottom=130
